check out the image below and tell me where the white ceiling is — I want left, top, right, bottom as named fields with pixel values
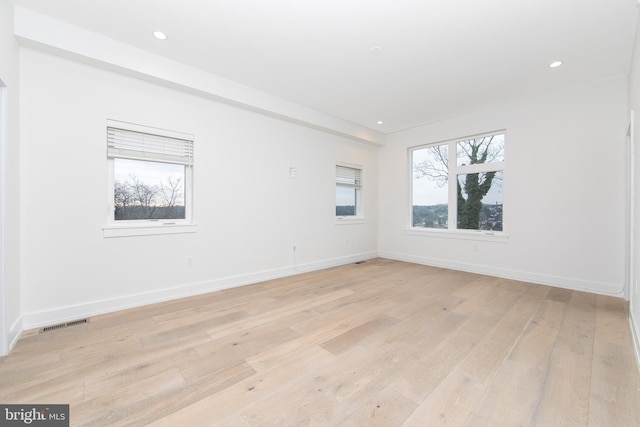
left=13, top=0, right=640, bottom=134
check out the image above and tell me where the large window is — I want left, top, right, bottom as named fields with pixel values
left=336, top=163, right=363, bottom=220
left=105, top=120, right=194, bottom=235
left=411, top=132, right=505, bottom=232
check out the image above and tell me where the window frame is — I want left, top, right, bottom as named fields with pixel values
left=408, top=131, right=507, bottom=241
left=103, top=119, right=196, bottom=238
left=335, top=162, right=364, bottom=224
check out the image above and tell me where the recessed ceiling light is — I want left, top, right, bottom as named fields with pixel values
left=377, top=120, right=384, bottom=125
left=369, top=46, right=382, bottom=55
left=153, top=31, right=167, bottom=40
left=549, top=61, right=563, bottom=68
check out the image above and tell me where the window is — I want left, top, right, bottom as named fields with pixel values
left=411, top=132, right=505, bottom=233
left=104, top=120, right=195, bottom=237
left=336, top=163, right=363, bottom=220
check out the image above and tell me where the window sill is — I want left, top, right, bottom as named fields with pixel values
left=406, top=227, right=508, bottom=242
left=103, top=223, right=197, bottom=238
left=335, top=217, right=365, bottom=225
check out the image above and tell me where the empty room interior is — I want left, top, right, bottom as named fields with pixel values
left=1, top=0, right=640, bottom=425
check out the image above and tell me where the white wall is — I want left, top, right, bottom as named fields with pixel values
left=379, top=76, right=628, bottom=296
left=628, top=8, right=640, bottom=368
left=19, top=48, right=378, bottom=327
left=0, top=0, right=22, bottom=354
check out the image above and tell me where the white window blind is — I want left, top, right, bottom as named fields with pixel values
left=336, top=165, right=362, bottom=189
left=107, top=122, right=193, bottom=166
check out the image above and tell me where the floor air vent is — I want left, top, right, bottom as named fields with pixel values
left=40, top=318, right=89, bottom=333
left=354, top=261, right=365, bottom=264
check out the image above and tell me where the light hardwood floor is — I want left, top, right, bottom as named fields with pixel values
left=1, top=258, right=639, bottom=426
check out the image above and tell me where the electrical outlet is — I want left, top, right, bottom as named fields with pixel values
left=186, top=256, right=194, bottom=267
left=292, top=245, right=297, bottom=253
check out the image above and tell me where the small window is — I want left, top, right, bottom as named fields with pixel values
left=411, top=132, right=505, bottom=232
left=105, top=120, right=194, bottom=236
left=336, top=163, right=363, bottom=220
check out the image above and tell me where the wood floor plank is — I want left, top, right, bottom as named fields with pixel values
left=0, top=377, right=85, bottom=406
left=243, top=299, right=404, bottom=373
left=389, top=308, right=501, bottom=404
left=588, top=296, right=640, bottom=426
left=140, top=311, right=251, bottom=349
left=0, top=259, right=638, bottom=426
left=468, top=360, right=547, bottom=427
left=218, top=370, right=346, bottom=427
left=335, top=386, right=417, bottom=427
left=454, top=293, right=541, bottom=383
left=291, top=298, right=396, bottom=336
left=243, top=326, right=349, bottom=374
left=205, top=289, right=354, bottom=340
left=468, top=300, right=565, bottom=426
left=451, top=276, right=532, bottom=316
left=403, top=370, right=486, bottom=426
left=319, top=315, right=399, bottom=356
left=113, top=362, right=257, bottom=427
left=589, top=340, right=640, bottom=427
left=468, top=300, right=566, bottom=426
left=148, top=346, right=335, bottom=427
left=505, top=300, right=565, bottom=369
left=234, top=307, right=467, bottom=426
left=531, top=291, right=597, bottom=426
left=82, top=355, right=181, bottom=401
left=72, top=368, right=187, bottom=426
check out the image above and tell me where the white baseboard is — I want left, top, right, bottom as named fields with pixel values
left=9, top=316, right=22, bottom=352
left=631, top=311, right=640, bottom=374
left=17, top=250, right=626, bottom=346
left=0, top=317, right=22, bottom=357
left=378, top=251, right=625, bottom=297
left=21, top=251, right=378, bottom=331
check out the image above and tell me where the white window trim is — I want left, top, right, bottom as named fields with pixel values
left=336, top=217, right=366, bottom=225
left=405, top=227, right=509, bottom=242
left=335, top=161, right=364, bottom=224
left=408, top=130, right=507, bottom=240
left=103, top=223, right=197, bottom=238
left=103, top=119, right=196, bottom=238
